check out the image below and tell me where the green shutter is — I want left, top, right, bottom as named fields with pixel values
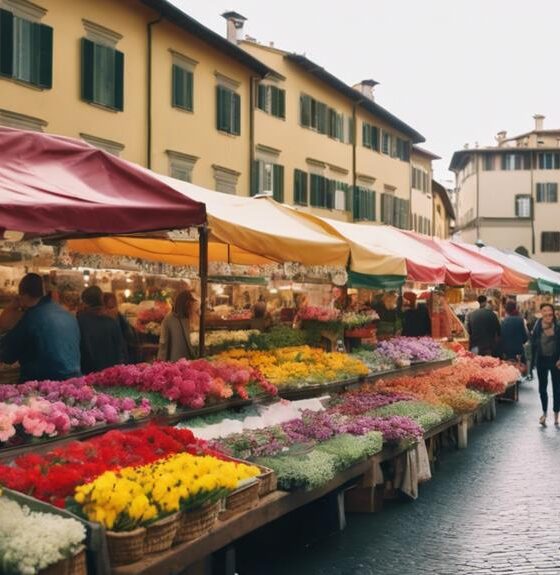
left=328, top=108, right=335, bottom=137
left=372, top=127, right=379, bottom=150
left=370, top=191, right=376, bottom=221
left=81, top=38, right=94, bottom=102
left=310, top=174, right=318, bottom=206
left=317, top=102, right=327, bottom=134
left=36, top=22, right=53, bottom=88
left=216, top=85, right=223, bottom=130
left=217, top=85, right=230, bottom=131
left=353, top=187, right=361, bottom=220
left=186, top=70, right=193, bottom=111
left=270, top=86, right=278, bottom=116
left=114, top=48, right=124, bottom=111
left=232, top=91, right=241, bottom=135
left=273, top=164, right=284, bottom=203
left=362, top=123, right=369, bottom=148
left=251, top=160, right=261, bottom=196
left=300, top=94, right=311, bottom=126
left=172, top=65, right=183, bottom=107
left=0, top=9, right=13, bottom=77
left=294, top=169, right=308, bottom=205
left=347, top=117, right=354, bottom=144
left=257, top=83, right=267, bottom=111
left=278, top=88, right=285, bottom=118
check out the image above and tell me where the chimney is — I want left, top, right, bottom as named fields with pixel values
left=221, top=11, right=247, bottom=44
left=495, top=130, right=507, bottom=145
left=533, top=114, right=545, bottom=131
left=352, top=79, right=379, bottom=101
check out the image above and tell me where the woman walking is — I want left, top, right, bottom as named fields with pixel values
left=158, top=290, right=198, bottom=362
left=530, top=303, right=560, bottom=426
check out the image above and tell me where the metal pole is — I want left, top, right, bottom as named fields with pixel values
left=198, top=225, right=209, bottom=357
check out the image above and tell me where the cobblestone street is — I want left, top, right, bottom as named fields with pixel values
left=240, top=381, right=560, bottom=575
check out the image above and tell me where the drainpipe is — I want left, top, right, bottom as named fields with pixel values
left=475, top=154, right=480, bottom=241
left=147, top=14, right=163, bottom=169
left=352, top=103, right=358, bottom=217
left=530, top=150, right=535, bottom=254
left=249, top=76, right=257, bottom=197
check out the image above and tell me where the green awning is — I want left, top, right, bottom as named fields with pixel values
left=347, top=270, right=406, bottom=290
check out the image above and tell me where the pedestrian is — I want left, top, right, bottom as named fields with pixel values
left=103, top=292, right=139, bottom=363
left=0, top=273, right=81, bottom=382
left=78, top=286, right=125, bottom=374
left=500, top=301, right=528, bottom=371
left=466, top=294, right=501, bottom=355
left=158, top=290, right=197, bottom=362
left=530, top=303, right=560, bottom=427
left=402, top=292, right=431, bottom=337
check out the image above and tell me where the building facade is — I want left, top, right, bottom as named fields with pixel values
left=0, top=0, right=441, bottom=232
left=450, top=115, right=560, bottom=268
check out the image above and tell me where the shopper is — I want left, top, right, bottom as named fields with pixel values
left=402, top=292, right=431, bottom=337
left=158, top=290, right=197, bottom=362
left=500, top=301, right=529, bottom=363
left=466, top=295, right=501, bottom=355
left=78, top=286, right=125, bottom=374
left=0, top=273, right=81, bottom=382
left=103, top=292, right=138, bottom=363
left=530, top=303, right=560, bottom=426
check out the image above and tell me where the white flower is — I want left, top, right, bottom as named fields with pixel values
left=0, top=497, right=86, bottom=574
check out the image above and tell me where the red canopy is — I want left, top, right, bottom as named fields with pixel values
left=0, top=128, right=205, bottom=238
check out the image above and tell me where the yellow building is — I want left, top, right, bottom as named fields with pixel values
left=410, top=146, right=440, bottom=235
left=0, top=1, right=433, bottom=230
left=450, top=114, right=560, bottom=268
left=432, top=180, right=455, bottom=239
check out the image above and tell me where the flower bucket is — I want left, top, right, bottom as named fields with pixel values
left=220, top=479, right=260, bottom=520
left=174, top=501, right=221, bottom=544
left=68, top=546, right=87, bottom=575
left=256, top=465, right=277, bottom=497
left=40, top=558, right=69, bottom=575
left=106, top=527, right=146, bottom=566
left=144, top=513, right=180, bottom=555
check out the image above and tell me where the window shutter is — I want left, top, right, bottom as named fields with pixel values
left=216, top=86, right=229, bottom=131
left=317, top=102, right=327, bottom=134
left=81, top=38, right=94, bottom=102
left=300, top=94, right=311, bottom=126
left=232, top=92, right=241, bottom=135
left=278, top=88, right=285, bottom=118
left=0, top=9, right=13, bottom=77
left=251, top=160, right=261, bottom=196
left=172, top=65, right=182, bottom=107
left=294, top=169, right=307, bottom=205
left=352, top=187, right=360, bottom=220
left=362, top=123, right=369, bottom=148
left=270, top=86, right=278, bottom=115
left=310, top=174, right=318, bottom=206
left=273, top=164, right=284, bottom=203
left=113, top=48, right=124, bottom=111
left=185, top=70, right=193, bottom=111
left=35, top=22, right=53, bottom=88
left=257, top=83, right=267, bottom=111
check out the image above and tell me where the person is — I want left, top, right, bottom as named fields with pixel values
left=500, top=301, right=528, bottom=365
left=252, top=294, right=268, bottom=319
left=158, top=290, right=197, bottom=362
left=466, top=295, right=500, bottom=355
left=103, top=292, right=139, bottom=363
left=374, top=292, right=402, bottom=338
left=402, top=292, right=431, bottom=337
left=0, top=273, right=81, bottom=382
left=77, top=286, right=125, bottom=374
left=530, top=303, right=560, bottom=427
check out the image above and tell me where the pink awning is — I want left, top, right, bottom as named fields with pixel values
left=0, top=128, right=206, bottom=238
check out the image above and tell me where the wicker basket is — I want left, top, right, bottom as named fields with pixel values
left=40, top=558, right=69, bottom=575
left=106, top=527, right=146, bottom=566
left=256, top=465, right=277, bottom=497
left=220, top=480, right=260, bottom=520
left=144, top=513, right=180, bottom=555
left=68, top=546, right=87, bottom=575
left=0, top=364, right=20, bottom=385
left=174, top=500, right=221, bottom=544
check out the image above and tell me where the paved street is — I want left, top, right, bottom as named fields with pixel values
left=239, top=381, right=560, bottom=575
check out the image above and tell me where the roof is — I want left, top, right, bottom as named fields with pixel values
left=140, top=0, right=275, bottom=77
left=449, top=145, right=560, bottom=172
left=503, top=128, right=560, bottom=143
left=285, top=53, right=425, bottom=143
left=432, top=180, right=455, bottom=220
left=412, top=145, right=441, bottom=160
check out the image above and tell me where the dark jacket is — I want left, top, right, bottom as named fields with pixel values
left=77, top=308, right=125, bottom=374
left=402, top=305, right=432, bottom=337
left=0, top=297, right=81, bottom=382
left=467, top=307, right=501, bottom=354
left=530, top=319, right=560, bottom=369
left=500, top=315, right=528, bottom=360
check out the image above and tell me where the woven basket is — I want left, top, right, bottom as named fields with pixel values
left=174, top=500, right=221, bottom=544
left=144, top=513, right=180, bottom=555
left=0, top=364, right=20, bottom=385
left=221, top=480, right=260, bottom=520
left=68, top=546, right=87, bottom=575
left=256, top=466, right=277, bottom=497
left=106, top=527, right=146, bottom=566
left=40, top=558, right=69, bottom=575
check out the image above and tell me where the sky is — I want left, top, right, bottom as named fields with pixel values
left=171, top=0, right=560, bottom=183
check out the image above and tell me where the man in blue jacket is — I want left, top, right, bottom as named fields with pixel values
left=0, top=273, right=81, bottom=382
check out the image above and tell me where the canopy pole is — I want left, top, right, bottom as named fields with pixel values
left=198, top=224, right=209, bottom=358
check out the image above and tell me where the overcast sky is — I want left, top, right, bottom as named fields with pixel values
left=172, top=0, right=560, bottom=183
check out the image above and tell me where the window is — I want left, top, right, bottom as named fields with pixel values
left=395, top=138, right=410, bottom=162
left=536, top=183, right=558, bottom=203
left=412, top=167, right=428, bottom=192
left=172, top=64, right=193, bottom=111
left=538, top=153, right=560, bottom=170
left=382, top=131, right=392, bottom=155
left=213, top=165, right=239, bottom=195
left=514, top=195, right=531, bottom=217
left=252, top=160, right=284, bottom=202
left=81, top=38, right=124, bottom=110
left=0, top=8, right=52, bottom=88
left=310, top=174, right=334, bottom=209
left=501, top=153, right=529, bottom=170
left=300, top=93, right=345, bottom=142
left=328, top=109, right=344, bottom=141
left=333, top=181, right=349, bottom=211
left=380, top=192, right=409, bottom=228
left=81, top=133, right=124, bottom=156
left=362, top=122, right=379, bottom=151
left=166, top=150, right=197, bottom=182
left=541, top=232, right=560, bottom=252
left=353, top=187, right=375, bottom=221
left=216, top=85, right=240, bottom=135
left=257, top=84, right=285, bottom=118
left=293, top=169, right=308, bottom=205
left=482, top=155, right=494, bottom=171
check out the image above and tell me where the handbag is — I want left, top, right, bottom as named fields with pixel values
left=176, top=315, right=196, bottom=359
